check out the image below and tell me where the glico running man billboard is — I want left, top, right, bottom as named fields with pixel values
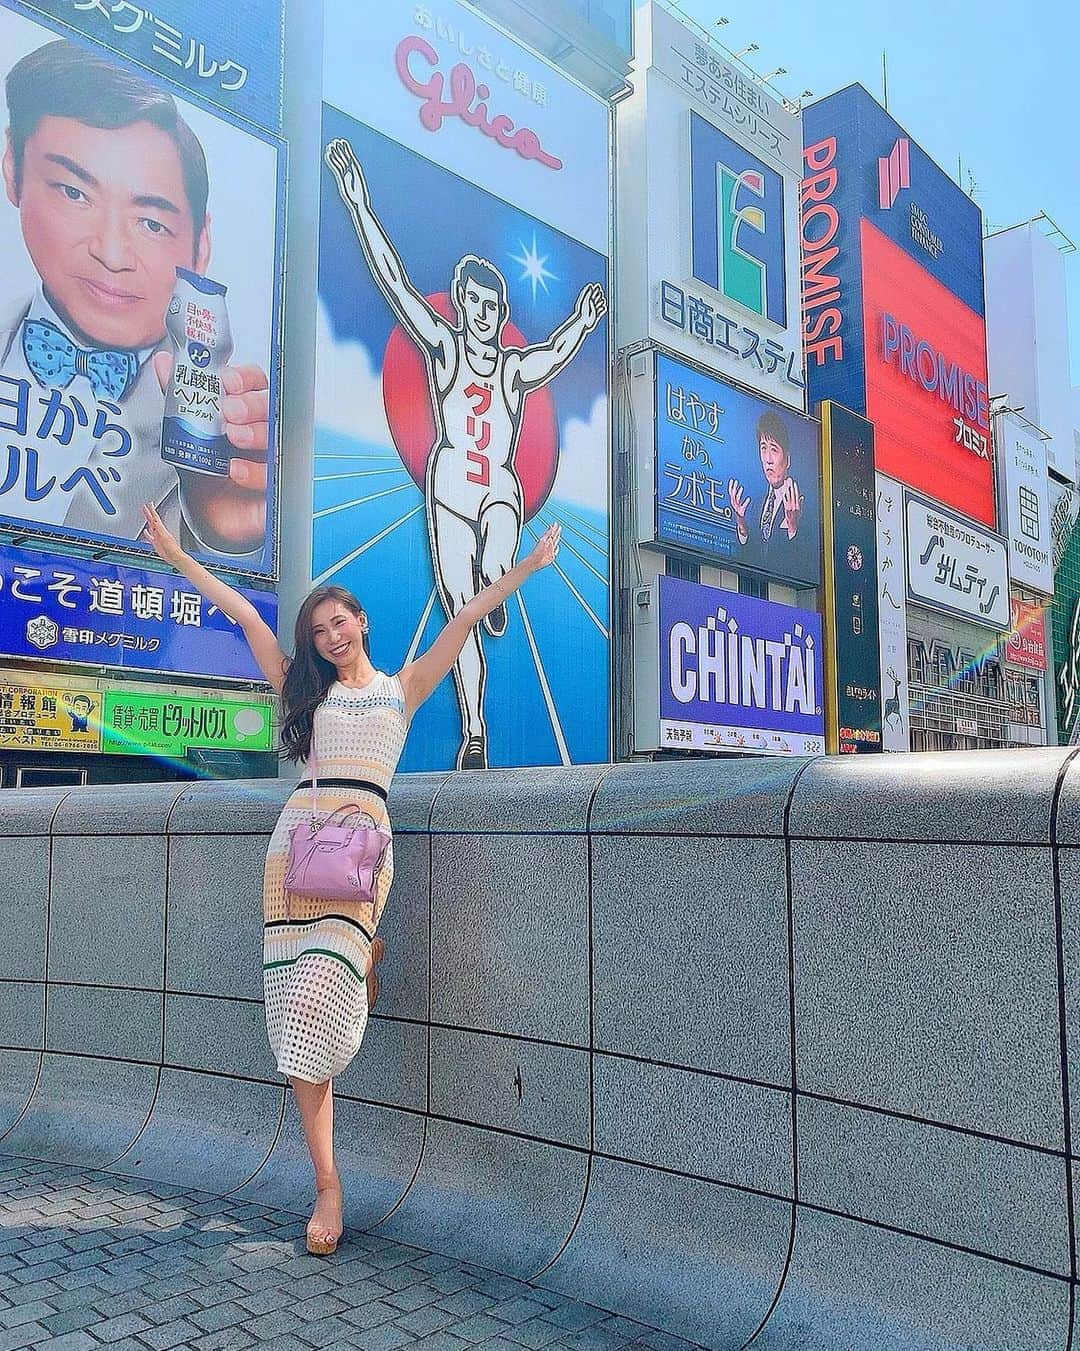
left=316, top=0, right=610, bottom=772
left=0, top=0, right=285, bottom=577
left=801, top=86, right=993, bottom=528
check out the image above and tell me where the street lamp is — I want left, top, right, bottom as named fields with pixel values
left=732, top=43, right=759, bottom=60
left=755, top=66, right=787, bottom=84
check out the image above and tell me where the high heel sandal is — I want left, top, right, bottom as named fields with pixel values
left=306, top=1179, right=343, bottom=1256
left=367, top=937, right=385, bottom=1011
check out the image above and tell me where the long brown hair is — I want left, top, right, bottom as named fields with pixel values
left=279, top=585, right=369, bottom=763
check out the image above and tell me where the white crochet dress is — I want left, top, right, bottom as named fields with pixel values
left=262, top=672, right=407, bottom=1083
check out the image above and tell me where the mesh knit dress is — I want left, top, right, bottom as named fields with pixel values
left=262, top=672, right=408, bottom=1083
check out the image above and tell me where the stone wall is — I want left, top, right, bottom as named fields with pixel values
left=1, top=750, right=1076, bottom=1349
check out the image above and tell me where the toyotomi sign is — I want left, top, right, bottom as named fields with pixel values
left=658, top=575, right=824, bottom=756
left=618, top=2, right=804, bottom=408
left=904, top=492, right=1010, bottom=631
left=997, top=414, right=1053, bottom=595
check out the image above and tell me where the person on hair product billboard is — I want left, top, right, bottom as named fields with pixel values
left=0, top=4, right=283, bottom=575
left=316, top=0, right=611, bottom=774
left=655, top=351, right=821, bottom=585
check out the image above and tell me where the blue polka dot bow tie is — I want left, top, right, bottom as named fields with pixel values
left=22, top=317, right=139, bottom=402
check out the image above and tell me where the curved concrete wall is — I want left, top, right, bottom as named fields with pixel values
left=1, top=748, right=1078, bottom=1350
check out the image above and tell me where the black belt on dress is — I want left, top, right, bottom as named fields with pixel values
left=296, top=777, right=387, bottom=800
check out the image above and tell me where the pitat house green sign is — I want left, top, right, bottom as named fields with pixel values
left=102, top=692, right=274, bottom=757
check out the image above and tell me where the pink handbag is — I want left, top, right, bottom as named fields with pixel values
left=284, top=752, right=390, bottom=904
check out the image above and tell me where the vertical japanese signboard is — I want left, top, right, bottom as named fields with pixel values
left=996, top=413, right=1053, bottom=595
left=617, top=2, right=804, bottom=409
left=0, top=0, right=285, bottom=576
left=316, top=0, right=611, bottom=773
left=875, top=473, right=910, bottom=751
left=820, top=402, right=880, bottom=753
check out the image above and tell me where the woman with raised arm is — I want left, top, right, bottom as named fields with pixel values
left=141, top=501, right=562, bottom=1256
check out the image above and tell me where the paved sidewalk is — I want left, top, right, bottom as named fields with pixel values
left=0, top=1156, right=694, bottom=1351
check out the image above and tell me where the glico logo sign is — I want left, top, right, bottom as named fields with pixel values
left=690, top=113, right=786, bottom=327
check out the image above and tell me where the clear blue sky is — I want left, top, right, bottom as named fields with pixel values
left=671, top=0, right=1080, bottom=383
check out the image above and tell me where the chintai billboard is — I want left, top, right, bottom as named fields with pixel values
left=654, top=575, right=824, bottom=756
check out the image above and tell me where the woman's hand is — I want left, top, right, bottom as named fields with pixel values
left=141, top=502, right=187, bottom=567
left=524, top=523, right=562, bottom=573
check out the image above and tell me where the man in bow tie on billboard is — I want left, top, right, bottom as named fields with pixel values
left=0, top=37, right=270, bottom=559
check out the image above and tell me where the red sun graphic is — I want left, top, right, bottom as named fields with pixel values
left=381, top=293, right=558, bottom=522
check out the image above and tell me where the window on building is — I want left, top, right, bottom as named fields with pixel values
left=666, top=555, right=700, bottom=584
left=738, top=573, right=768, bottom=599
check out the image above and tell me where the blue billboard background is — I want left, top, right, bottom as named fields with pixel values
left=655, top=352, right=821, bottom=585
left=659, top=575, right=824, bottom=753
left=802, top=84, right=984, bottom=317
left=316, top=110, right=610, bottom=772
left=10, top=0, right=283, bottom=132
left=0, top=541, right=276, bottom=680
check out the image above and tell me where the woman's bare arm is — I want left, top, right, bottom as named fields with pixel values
left=141, top=502, right=289, bottom=694
left=398, top=523, right=561, bottom=717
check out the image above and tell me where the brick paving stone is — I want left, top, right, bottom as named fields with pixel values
left=140, top=1293, right=202, bottom=1323
left=406, top=1336, right=471, bottom=1351
left=385, top=1283, right=445, bottom=1313
left=6, top=1276, right=60, bottom=1301
left=326, top=1278, right=395, bottom=1308
left=470, top=1279, right=535, bottom=1303
left=0, top=1320, right=46, bottom=1350
left=191, top=1330, right=256, bottom=1351
left=377, top=1263, right=431, bottom=1293
left=410, top=1255, right=464, bottom=1275
left=239, top=1286, right=297, bottom=1316
left=427, top=1270, right=480, bottom=1297
left=292, top=1292, right=351, bottom=1322
left=499, top=1317, right=571, bottom=1349
left=485, top=1297, right=552, bottom=1326
left=38, top=1286, right=107, bottom=1313
left=39, top=1306, right=102, bottom=1336
left=285, top=1272, right=340, bottom=1302
left=140, top=1317, right=207, bottom=1350
left=595, top=1318, right=653, bottom=1341
left=0, top=1159, right=682, bottom=1351
left=434, top=1290, right=499, bottom=1319
left=40, top=1334, right=101, bottom=1351
left=244, top=1309, right=305, bottom=1340
left=540, top=1303, right=611, bottom=1333
left=450, top=1314, right=521, bottom=1345
left=189, top=1300, right=252, bottom=1333
left=0, top=1298, right=55, bottom=1328
left=296, top=1312, right=373, bottom=1347
left=89, top=1311, right=153, bottom=1342
left=242, top=1339, right=313, bottom=1351
left=349, top=1324, right=418, bottom=1351
left=340, top=1299, right=407, bottom=1331
left=631, top=1336, right=699, bottom=1351
left=393, top=1306, right=463, bottom=1337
